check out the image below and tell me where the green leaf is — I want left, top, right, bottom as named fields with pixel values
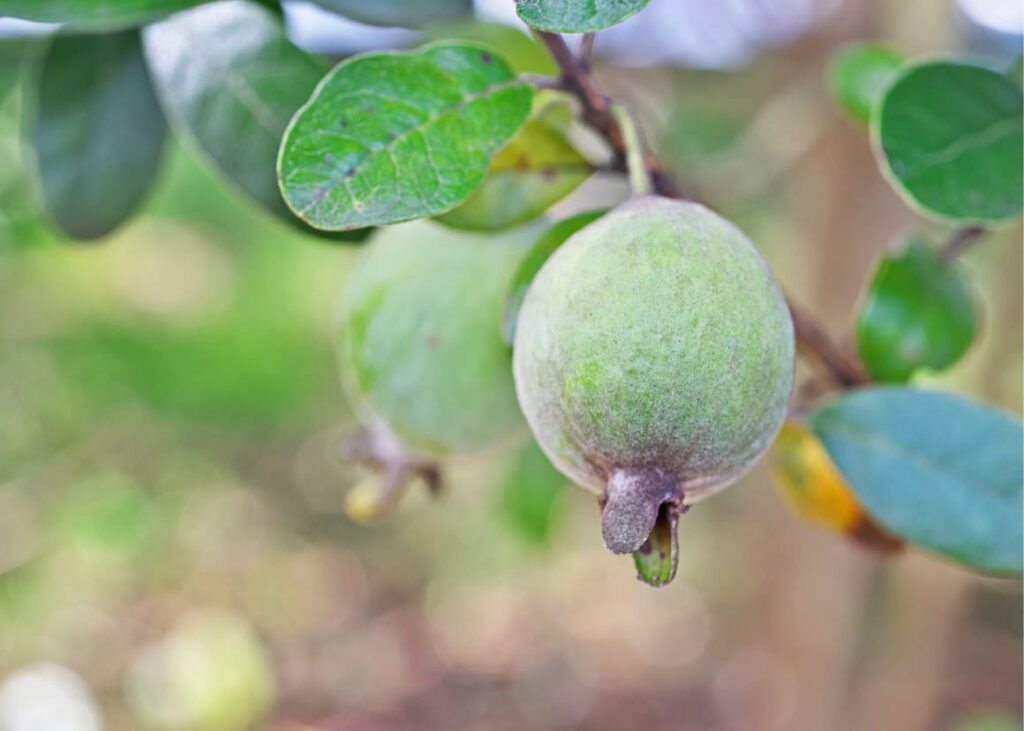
left=810, top=387, right=1023, bottom=575
left=1, top=0, right=207, bottom=31
left=421, top=22, right=556, bottom=76
left=0, top=58, right=51, bottom=251
left=501, top=441, right=566, bottom=545
left=516, top=0, right=650, bottom=33
left=828, top=43, right=903, bottom=123
left=144, top=1, right=327, bottom=225
left=436, top=113, right=590, bottom=232
left=31, top=31, right=167, bottom=240
left=632, top=504, right=678, bottom=588
left=873, top=61, right=1023, bottom=222
left=0, top=39, right=38, bottom=105
left=502, top=209, right=605, bottom=345
left=856, top=239, right=976, bottom=383
left=308, top=0, right=471, bottom=28
left=278, top=42, right=533, bottom=231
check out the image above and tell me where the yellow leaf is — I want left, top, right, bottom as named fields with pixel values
left=772, top=421, right=868, bottom=531
left=772, top=421, right=903, bottom=553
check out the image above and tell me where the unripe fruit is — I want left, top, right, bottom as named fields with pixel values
left=513, top=197, right=794, bottom=583
left=337, top=220, right=531, bottom=517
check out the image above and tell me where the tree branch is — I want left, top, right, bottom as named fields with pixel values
left=532, top=29, right=869, bottom=391
left=533, top=31, right=688, bottom=200
left=788, top=300, right=871, bottom=387
left=940, top=224, right=987, bottom=263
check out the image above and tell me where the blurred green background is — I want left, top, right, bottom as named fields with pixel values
left=0, top=1, right=1021, bottom=730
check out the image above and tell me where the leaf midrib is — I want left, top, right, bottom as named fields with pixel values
left=817, top=415, right=1016, bottom=502
left=899, top=115, right=1022, bottom=180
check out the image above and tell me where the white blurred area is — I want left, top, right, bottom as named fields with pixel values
left=0, top=18, right=57, bottom=36
left=280, top=0, right=1022, bottom=67
left=956, top=0, right=1024, bottom=56
left=957, top=0, right=1024, bottom=35
left=0, top=663, right=102, bottom=731
left=281, top=0, right=843, bottom=66
left=561, top=0, right=841, bottom=68
left=282, top=1, right=416, bottom=53
left=0, top=0, right=1021, bottom=66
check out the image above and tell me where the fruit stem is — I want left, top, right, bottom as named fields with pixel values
left=610, top=103, right=654, bottom=198
left=339, top=428, right=441, bottom=522
left=601, top=468, right=684, bottom=586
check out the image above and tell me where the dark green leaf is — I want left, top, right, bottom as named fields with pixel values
left=309, top=0, right=470, bottom=28
left=501, top=441, right=566, bottom=545
left=811, top=387, right=1023, bottom=575
left=873, top=61, right=1023, bottom=222
left=278, top=42, right=533, bottom=230
left=516, top=0, right=650, bottom=33
left=1, top=0, right=208, bottom=31
left=31, top=31, right=167, bottom=240
left=828, top=43, right=903, bottom=123
left=503, top=210, right=605, bottom=345
left=144, top=1, right=327, bottom=225
left=436, top=112, right=590, bottom=232
left=856, top=239, right=976, bottom=383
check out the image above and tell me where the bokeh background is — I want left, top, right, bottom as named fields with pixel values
left=0, top=1, right=1021, bottom=730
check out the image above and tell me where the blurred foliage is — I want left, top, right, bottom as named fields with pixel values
left=828, top=43, right=904, bottom=123
left=949, top=712, right=1024, bottom=731
left=499, top=441, right=567, bottom=546
left=31, top=30, right=167, bottom=240
left=857, top=239, right=976, bottom=383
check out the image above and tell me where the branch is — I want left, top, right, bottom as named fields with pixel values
left=532, top=29, right=868, bottom=391
left=533, top=31, right=688, bottom=200
left=789, top=300, right=871, bottom=388
left=941, top=224, right=987, bottom=263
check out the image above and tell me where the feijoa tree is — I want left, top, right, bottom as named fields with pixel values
left=0, top=0, right=1020, bottom=586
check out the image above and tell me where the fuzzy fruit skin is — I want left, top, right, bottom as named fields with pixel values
left=513, top=197, right=794, bottom=507
left=338, top=220, right=531, bottom=458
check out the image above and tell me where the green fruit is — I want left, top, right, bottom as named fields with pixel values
left=337, top=220, right=532, bottom=516
left=513, top=197, right=794, bottom=584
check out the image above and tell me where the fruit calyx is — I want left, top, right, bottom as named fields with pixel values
left=600, top=468, right=686, bottom=587
left=339, top=428, right=442, bottom=523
